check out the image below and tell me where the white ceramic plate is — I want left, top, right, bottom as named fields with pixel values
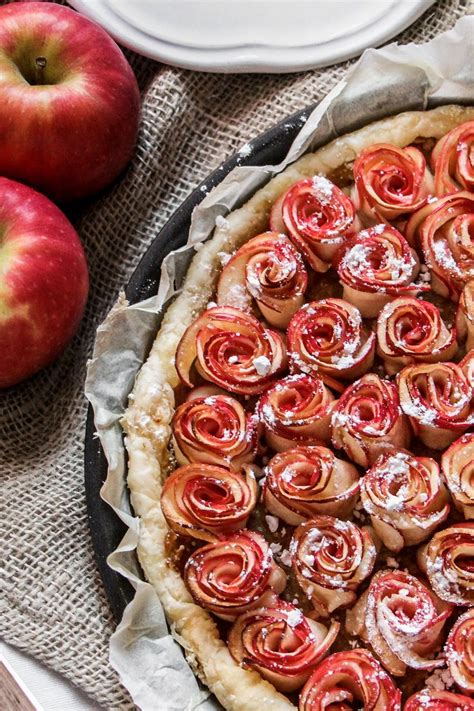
left=69, top=0, right=435, bottom=73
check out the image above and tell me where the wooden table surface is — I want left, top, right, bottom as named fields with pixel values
left=0, top=662, right=37, bottom=711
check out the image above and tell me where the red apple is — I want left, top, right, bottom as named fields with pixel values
left=0, top=2, right=140, bottom=202
left=0, top=177, right=89, bottom=388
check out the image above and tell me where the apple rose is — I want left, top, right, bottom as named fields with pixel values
left=398, top=360, right=474, bottom=449
left=346, top=569, right=453, bottom=676
left=262, top=446, right=360, bottom=525
left=270, top=176, right=356, bottom=272
left=337, top=225, right=427, bottom=318
left=228, top=597, right=340, bottom=692
left=161, top=464, right=258, bottom=542
left=331, top=374, right=410, bottom=467
left=406, top=192, right=474, bottom=300
left=376, top=297, right=458, bottom=375
left=462, top=348, right=474, bottom=384
left=458, top=281, right=474, bottom=351
left=257, top=373, right=336, bottom=451
left=299, top=649, right=402, bottom=711
left=446, top=608, right=474, bottom=694
left=216, top=232, right=308, bottom=328
left=442, top=433, right=474, bottom=519
left=352, top=143, right=433, bottom=224
left=291, top=516, right=376, bottom=617
left=431, top=120, right=474, bottom=196
left=171, top=395, right=259, bottom=471
left=184, top=530, right=286, bottom=620
left=287, top=299, right=375, bottom=388
left=418, top=522, right=474, bottom=606
left=175, top=305, right=287, bottom=396
left=360, top=451, right=450, bottom=552
left=405, top=690, right=474, bottom=710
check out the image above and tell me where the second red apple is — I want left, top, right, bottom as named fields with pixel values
left=0, top=178, right=89, bottom=388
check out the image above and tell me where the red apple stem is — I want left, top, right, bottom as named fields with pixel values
left=34, top=56, right=47, bottom=85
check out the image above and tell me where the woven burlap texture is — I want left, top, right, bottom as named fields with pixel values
left=0, top=1, right=470, bottom=708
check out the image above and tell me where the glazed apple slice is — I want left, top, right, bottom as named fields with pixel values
left=431, top=120, right=474, bottom=196
left=272, top=176, right=357, bottom=272
left=360, top=450, right=450, bottom=551
left=337, top=225, right=428, bottom=318
left=406, top=191, right=474, bottom=300
left=172, top=394, right=259, bottom=470
left=331, top=373, right=410, bottom=467
left=262, top=446, right=360, bottom=524
left=457, top=281, right=474, bottom=351
left=228, top=596, right=339, bottom=692
left=405, top=690, right=474, bottom=710
left=257, top=373, right=336, bottom=451
left=287, top=298, right=375, bottom=387
left=377, top=296, right=457, bottom=375
left=291, top=515, right=376, bottom=617
left=445, top=608, right=474, bottom=695
left=161, top=463, right=258, bottom=542
left=442, top=432, right=474, bottom=519
left=217, top=231, right=308, bottom=328
left=299, top=649, right=401, bottom=711
left=398, top=359, right=474, bottom=449
left=418, top=521, right=474, bottom=605
left=175, top=305, right=287, bottom=395
left=352, top=142, right=433, bottom=225
left=184, top=530, right=286, bottom=620
left=346, top=569, right=453, bottom=676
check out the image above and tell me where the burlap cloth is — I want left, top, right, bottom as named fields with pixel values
left=0, top=1, right=471, bottom=708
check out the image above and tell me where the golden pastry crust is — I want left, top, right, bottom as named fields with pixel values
left=122, top=104, right=474, bottom=711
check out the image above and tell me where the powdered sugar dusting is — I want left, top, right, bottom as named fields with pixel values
left=286, top=607, right=303, bottom=627
left=312, top=174, right=335, bottom=201
left=253, top=355, right=272, bottom=376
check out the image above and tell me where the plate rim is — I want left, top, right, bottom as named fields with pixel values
left=69, top=0, right=435, bottom=73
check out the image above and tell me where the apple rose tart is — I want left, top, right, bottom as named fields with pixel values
left=442, top=433, right=474, bottom=519
left=346, top=569, right=453, bottom=676
left=161, top=463, right=258, bottom=541
left=445, top=608, right=474, bottom=695
left=257, top=373, right=336, bottom=451
left=172, top=394, right=259, bottom=470
left=405, top=690, right=474, bottom=710
left=431, top=120, right=474, bottom=196
left=184, top=529, right=286, bottom=620
left=287, top=298, right=375, bottom=388
left=458, top=281, right=474, bottom=351
left=270, top=176, right=357, bottom=272
left=337, top=225, right=427, bottom=318
left=418, top=522, right=474, bottom=606
left=398, top=359, right=474, bottom=449
left=228, top=597, right=339, bottom=692
left=299, top=649, right=402, bottom=711
left=376, top=297, right=457, bottom=375
left=217, top=232, right=308, bottom=328
left=291, top=516, right=376, bottom=617
left=121, top=106, right=474, bottom=710
left=352, top=143, right=433, bottom=224
left=360, top=451, right=450, bottom=551
left=331, top=373, right=410, bottom=467
left=406, top=192, right=474, bottom=300
left=262, top=446, right=359, bottom=524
